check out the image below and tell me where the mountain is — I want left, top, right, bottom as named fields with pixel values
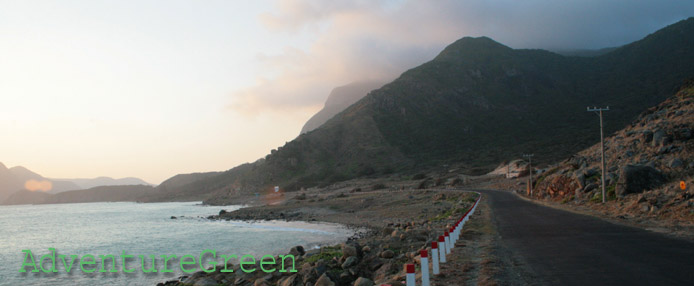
left=3, top=185, right=156, bottom=205
left=56, top=176, right=151, bottom=191
left=0, top=162, right=152, bottom=202
left=0, top=163, right=81, bottom=202
left=300, top=81, right=385, bottom=134
left=0, top=162, right=23, bottom=202
left=157, top=18, right=694, bottom=204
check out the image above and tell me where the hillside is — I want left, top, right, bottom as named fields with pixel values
left=3, top=185, right=156, bottom=205
left=56, top=176, right=151, bottom=191
left=0, top=163, right=81, bottom=202
left=527, top=80, right=694, bottom=226
left=154, top=18, right=694, bottom=204
left=300, top=81, right=384, bottom=134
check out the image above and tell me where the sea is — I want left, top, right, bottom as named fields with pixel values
left=0, top=201, right=354, bottom=285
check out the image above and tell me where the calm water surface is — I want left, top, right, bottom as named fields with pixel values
left=0, top=201, right=354, bottom=285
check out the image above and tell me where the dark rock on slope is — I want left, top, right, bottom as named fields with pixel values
left=301, top=81, right=384, bottom=134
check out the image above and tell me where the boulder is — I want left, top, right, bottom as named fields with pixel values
left=354, top=277, right=375, bottom=286
left=652, top=129, right=671, bottom=147
left=341, top=256, right=358, bottom=269
left=670, top=158, right=684, bottom=168
left=380, top=250, right=395, bottom=259
left=314, top=273, right=335, bottom=286
left=642, top=131, right=654, bottom=143
left=342, top=243, right=359, bottom=258
left=289, top=245, right=305, bottom=256
left=278, top=274, right=301, bottom=286
left=583, top=183, right=598, bottom=193
left=675, top=128, right=692, bottom=140
left=573, top=171, right=586, bottom=189
left=253, top=278, right=272, bottom=286
left=616, top=165, right=666, bottom=197
left=373, top=262, right=398, bottom=282
left=192, top=278, right=218, bottom=286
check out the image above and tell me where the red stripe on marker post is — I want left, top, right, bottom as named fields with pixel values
left=405, top=264, right=415, bottom=286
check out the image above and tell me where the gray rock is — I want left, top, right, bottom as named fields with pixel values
left=278, top=274, right=301, bottom=286
left=314, top=273, right=335, bottom=286
left=616, top=165, right=666, bottom=197
left=676, top=128, right=692, bottom=140
left=253, top=278, right=271, bottom=286
left=584, top=167, right=599, bottom=178
left=583, top=183, right=598, bottom=192
left=354, top=277, right=375, bottom=286
left=289, top=245, right=305, bottom=256
left=342, top=256, right=358, bottom=269
left=670, top=158, right=684, bottom=168
left=574, top=172, right=586, bottom=189
left=380, top=250, right=395, bottom=259
left=342, top=243, right=359, bottom=258
left=652, top=129, right=671, bottom=147
left=642, top=130, right=653, bottom=143
left=193, top=278, right=219, bottom=286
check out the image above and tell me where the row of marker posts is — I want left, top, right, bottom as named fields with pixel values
left=401, top=193, right=481, bottom=286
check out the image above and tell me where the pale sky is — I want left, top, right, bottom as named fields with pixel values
left=1, top=0, right=692, bottom=184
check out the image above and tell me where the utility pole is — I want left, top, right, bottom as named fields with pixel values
left=523, top=154, right=534, bottom=196
left=587, top=106, right=609, bottom=203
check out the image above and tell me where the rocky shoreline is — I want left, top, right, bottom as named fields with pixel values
left=157, top=187, right=479, bottom=286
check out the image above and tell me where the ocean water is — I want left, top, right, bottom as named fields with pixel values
left=0, top=202, right=354, bottom=285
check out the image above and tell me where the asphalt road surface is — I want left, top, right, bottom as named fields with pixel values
left=479, top=189, right=694, bottom=286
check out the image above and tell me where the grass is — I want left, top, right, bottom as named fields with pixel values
left=590, top=184, right=616, bottom=203
left=432, top=207, right=466, bottom=221
left=303, top=246, right=342, bottom=265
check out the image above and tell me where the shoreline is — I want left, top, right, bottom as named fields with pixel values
left=157, top=182, right=482, bottom=286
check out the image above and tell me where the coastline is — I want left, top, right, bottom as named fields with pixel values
left=157, top=180, right=481, bottom=286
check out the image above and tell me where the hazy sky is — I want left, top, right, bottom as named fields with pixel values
left=1, top=0, right=692, bottom=184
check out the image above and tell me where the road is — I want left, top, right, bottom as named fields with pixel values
left=478, top=189, right=694, bottom=286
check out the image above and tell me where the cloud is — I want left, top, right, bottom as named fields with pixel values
left=230, top=0, right=694, bottom=115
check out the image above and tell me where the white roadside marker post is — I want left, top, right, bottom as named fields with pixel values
left=431, top=242, right=440, bottom=275
left=420, top=250, right=430, bottom=286
left=438, top=235, right=447, bottom=263
left=444, top=231, right=451, bottom=254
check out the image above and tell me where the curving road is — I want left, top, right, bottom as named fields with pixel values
left=478, top=189, right=694, bottom=286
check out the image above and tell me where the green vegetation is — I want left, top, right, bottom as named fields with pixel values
left=432, top=207, right=466, bottom=221
left=589, top=184, right=616, bottom=203
left=302, top=246, right=342, bottom=265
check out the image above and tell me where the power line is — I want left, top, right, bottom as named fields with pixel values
left=587, top=106, right=609, bottom=203
left=523, top=154, right=534, bottom=196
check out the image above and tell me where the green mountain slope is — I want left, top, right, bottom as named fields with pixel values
left=154, top=18, right=694, bottom=204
